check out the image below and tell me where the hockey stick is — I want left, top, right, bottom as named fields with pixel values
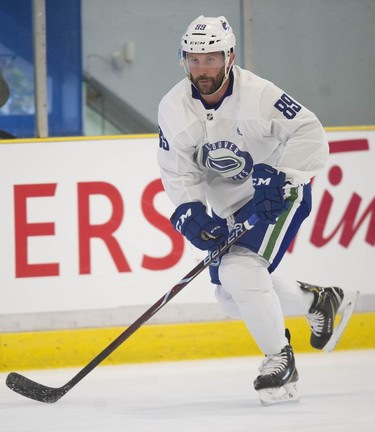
left=6, top=214, right=259, bottom=403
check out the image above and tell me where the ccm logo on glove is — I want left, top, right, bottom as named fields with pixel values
left=253, top=177, right=271, bottom=187
left=174, top=207, right=192, bottom=233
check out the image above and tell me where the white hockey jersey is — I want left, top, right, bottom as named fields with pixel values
left=157, top=65, right=329, bottom=218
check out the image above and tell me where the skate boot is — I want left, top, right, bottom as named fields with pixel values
left=298, top=281, right=359, bottom=352
left=253, top=329, right=299, bottom=406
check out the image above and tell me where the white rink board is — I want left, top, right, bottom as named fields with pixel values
left=0, top=131, right=374, bottom=316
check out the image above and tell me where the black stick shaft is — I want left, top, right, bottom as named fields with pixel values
left=64, top=220, right=253, bottom=389
left=6, top=216, right=258, bottom=402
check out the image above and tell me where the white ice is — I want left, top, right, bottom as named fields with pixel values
left=1, top=350, right=374, bottom=432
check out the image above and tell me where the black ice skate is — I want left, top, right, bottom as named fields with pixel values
left=253, top=329, right=299, bottom=406
left=298, top=281, right=359, bottom=352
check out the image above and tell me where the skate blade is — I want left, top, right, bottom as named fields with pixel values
left=257, top=382, right=300, bottom=406
left=323, top=290, right=360, bottom=353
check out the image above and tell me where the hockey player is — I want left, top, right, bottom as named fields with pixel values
left=157, top=16, right=358, bottom=406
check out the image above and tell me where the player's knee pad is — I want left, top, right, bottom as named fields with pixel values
left=219, top=245, right=272, bottom=303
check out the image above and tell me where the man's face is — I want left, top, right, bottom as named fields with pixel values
left=186, top=52, right=226, bottom=95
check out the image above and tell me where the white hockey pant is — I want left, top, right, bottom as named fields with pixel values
left=215, top=245, right=313, bottom=355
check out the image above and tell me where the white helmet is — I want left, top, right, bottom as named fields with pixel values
left=180, top=16, right=236, bottom=86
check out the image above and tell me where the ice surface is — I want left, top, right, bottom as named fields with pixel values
left=1, top=350, right=374, bottom=432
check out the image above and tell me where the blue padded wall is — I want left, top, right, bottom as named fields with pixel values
left=0, top=0, right=82, bottom=138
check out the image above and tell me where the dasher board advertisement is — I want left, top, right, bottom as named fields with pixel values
left=0, top=130, right=373, bottom=315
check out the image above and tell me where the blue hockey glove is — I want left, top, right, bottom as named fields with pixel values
left=252, top=164, right=289, bottom=224
left=170, top=202, right=228, bottom=251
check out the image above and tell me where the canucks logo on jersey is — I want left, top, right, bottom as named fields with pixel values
left=201, top=141, right=253, bottom=181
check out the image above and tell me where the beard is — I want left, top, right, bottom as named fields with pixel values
left=190, top=69, right=225, bottom=95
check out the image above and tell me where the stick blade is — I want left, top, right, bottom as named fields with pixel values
left=6, top=372, right=68, bottom=403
